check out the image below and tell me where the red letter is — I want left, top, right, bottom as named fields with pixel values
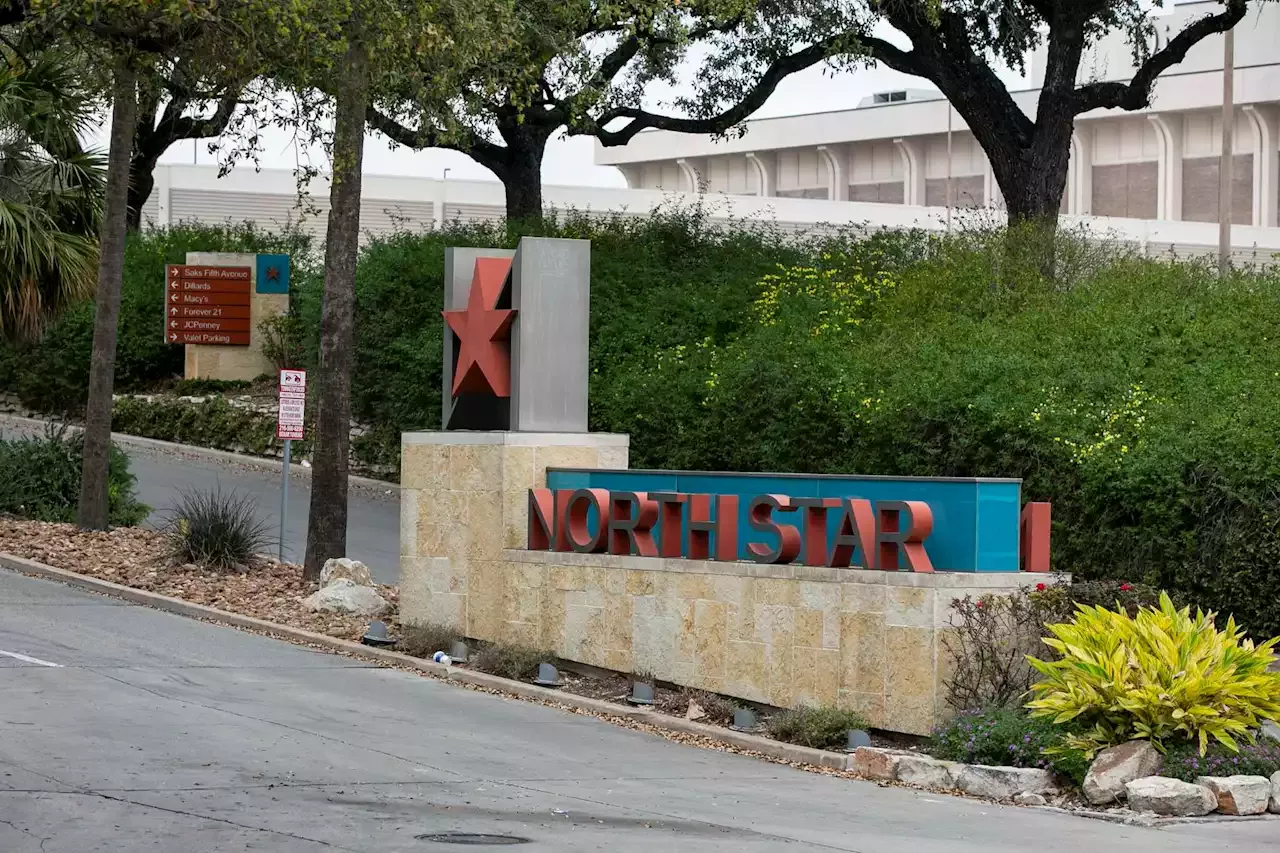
left=688, top=494, right=739, bottom=562
left=650, top=492, right=687, bottom=558
left=747, top=494, right=802, bottom=564
left=565, top=488, right=610, bottom=553
left=1020, top=502, right=1052, bottom=573
left=528, top=488, right=555, bottom=550
left=876, top=501, right=934, bottom=572
left=791, top=497, right=842, bottom=566
left=608, top=491, right=659, bottom=557
left=828, top=498, right=876, bottom=569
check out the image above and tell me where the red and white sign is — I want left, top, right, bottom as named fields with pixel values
left=277, top=369, right=307, bottom=440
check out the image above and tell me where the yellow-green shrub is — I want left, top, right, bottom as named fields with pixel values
left=1026, top=593, right=1280, bottom=757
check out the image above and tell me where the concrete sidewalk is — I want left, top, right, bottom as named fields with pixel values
left=0, top=568, right=1272, bottom=852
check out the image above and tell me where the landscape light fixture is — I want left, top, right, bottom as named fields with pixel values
left=731, top=707, right=759, bottom=731
left=361, top=620, right=395, bottom=648
left=628, top=680, right=656, bottom=706
left=847, top=729, right=873, bottom=751
left=534, top=662, right=563, bottom=688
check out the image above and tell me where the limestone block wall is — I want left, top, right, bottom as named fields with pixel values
left=183, top=251, right=288, bottom=381
left=398, top=431, right=1040, bottom=735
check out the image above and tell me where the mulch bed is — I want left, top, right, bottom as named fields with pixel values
left=0, top=518, right=398, bottom=641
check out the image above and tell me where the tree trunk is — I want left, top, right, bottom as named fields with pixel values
left=303, top=31, right=369, bottom=582
left=126, top=154, right=157, bottom=232
left=78, top=55, right=138, bottom=531
left=494, top=122, right=549, bottom=221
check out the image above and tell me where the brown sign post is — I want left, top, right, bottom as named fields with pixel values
left=164, top=264, right=253, bottom=346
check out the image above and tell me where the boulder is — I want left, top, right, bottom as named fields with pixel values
left=955, top=765, right=1055, bottom=800
left=302, top=578, right=389, bottom=616
left=850, top=747, right=901, bottom=781
left=1013, top=792, right=1047, bottom=807
left=1261, top=720, right=1280, bottom=746
left=895, top=754, right=963, bottom=791
left=1124, top=777, right=1216, bottom=817
left=1270, top=771, right=1279, bottom=815
left=1196, top=775, right=1273, bottom=816
left=1083, top=741, right=1164, bottom=805
left=320, top=558, right=374, bottom=588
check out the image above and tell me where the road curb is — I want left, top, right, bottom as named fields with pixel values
left=0, top=552, right=851, bottom=773
left=0, top=413, right=399, bottom=492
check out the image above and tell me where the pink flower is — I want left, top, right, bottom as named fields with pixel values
left=1120, top=583, right=1133, bottom=592
left=1035, top=583, right=1047, bottom=592
left=975, top=600, right=985, bottom=609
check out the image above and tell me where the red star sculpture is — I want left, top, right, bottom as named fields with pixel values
left=442, top=257, right=516, bottom=397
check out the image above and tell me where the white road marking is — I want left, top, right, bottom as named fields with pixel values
left=0, top=649, right=63, bottom=667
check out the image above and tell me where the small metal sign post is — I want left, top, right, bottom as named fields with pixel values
left=277, top=369, right=307, bottom=562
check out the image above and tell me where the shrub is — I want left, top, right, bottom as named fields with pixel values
left=929, top=707, right=1089, bottom=786
left=1027, top=593, right=1280, bottom=756
left=1162, top=739, right=1280, bottom=783
left=397, top=623, right=461, bottom=659
left=258, top=312, right=306, bottom=372
left=764, top=706, right=868, bottom=750
left=942, top=585, right=1075, bottom=712
left=677, top=689, right=741, bottom=726
left=162, top=488, right=273, bottom=569
left=111, top=396, right=309, bottom=459
left=0, top=427, right=147, bottom=525
left=470, top=642, right=551, bottom=681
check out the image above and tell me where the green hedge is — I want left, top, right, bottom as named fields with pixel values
left=7, top=211, right=1280, bottom=636
left=0, top=428, right=147, bottom=525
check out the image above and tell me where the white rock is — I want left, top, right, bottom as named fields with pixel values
left=850, top=747, right=902, bottom=781
left=302, top=578, right=388, bottom=616
left=955, top=765, right=1055, bottom=800
left=1261, top=720, right=1280, bottom=745
left=1270, top=770, right=1279, bottom=815
left=320, top=558, right=374, bottom=588
left=895, top=754, right=963, bottom=790
left=1196, top=775, right=1273, bottom=816
left=1083, top=741, right=1164, bottom=805
left=1124, top=776, right=1216, bottom=817
left=1014, top=792, right=1047, bottom=807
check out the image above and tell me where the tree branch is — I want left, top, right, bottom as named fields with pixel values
left=592, top=34, right=876, bottom=146
left=138, top=86, right=240, bottom=161
left=1074, top=0, right=1248, bottom=113
left=366, top=106, right=507, bottom=171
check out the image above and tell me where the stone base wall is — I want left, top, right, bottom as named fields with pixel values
left=398, top=431, right=1041, bottom=735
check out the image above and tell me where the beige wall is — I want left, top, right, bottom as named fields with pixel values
left=399, top=432, right=1040, bottom=735
left=182, top=251, right=288, bottom=382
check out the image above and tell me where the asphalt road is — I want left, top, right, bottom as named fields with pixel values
left=0, top=569, right=1274, bottom=853
left=0, top=416, right=401, bottom=583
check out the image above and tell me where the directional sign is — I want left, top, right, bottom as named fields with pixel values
left=164, top=264, right=253, bottom=346
left=277, top=369, right=307, bottom=440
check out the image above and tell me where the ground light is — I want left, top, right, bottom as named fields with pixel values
left=534, top=662, right=563, bottom=688
left=731, top=708, right=758, bottom=730
left=847, top=729, right=873, bottom=750
left=361, top=620, right=395, bottom=647
left=449, top=639, right=470, bottom=663
left=627, top=680, right=655, bottom=706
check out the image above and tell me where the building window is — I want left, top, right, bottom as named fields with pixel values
left=776, top=188, right=830, bottom=200
left=873, top=91, right=908, bottom=104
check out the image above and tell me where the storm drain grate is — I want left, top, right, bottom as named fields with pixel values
left=416, top=833, right=531, bottom=846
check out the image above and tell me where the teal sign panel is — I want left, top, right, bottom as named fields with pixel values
left=544, top=469, right=1022, bottom=573
left=256, top=254, right=291, bottom=294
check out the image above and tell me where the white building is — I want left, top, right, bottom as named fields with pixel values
left=141, top=1, right=1280, bottom=262
left=596, top=0, right=1280, bottom=228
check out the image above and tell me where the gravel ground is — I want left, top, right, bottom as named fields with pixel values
left=0, top=518, right=398, bottom=641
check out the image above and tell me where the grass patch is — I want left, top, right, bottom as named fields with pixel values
left=765, top=706, right=869, bottom=750
left=162, top=488, right=273, bottom=569
left=396, top=623, right=461, bottom=659
left=470, top=642, right=552, bottom=682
